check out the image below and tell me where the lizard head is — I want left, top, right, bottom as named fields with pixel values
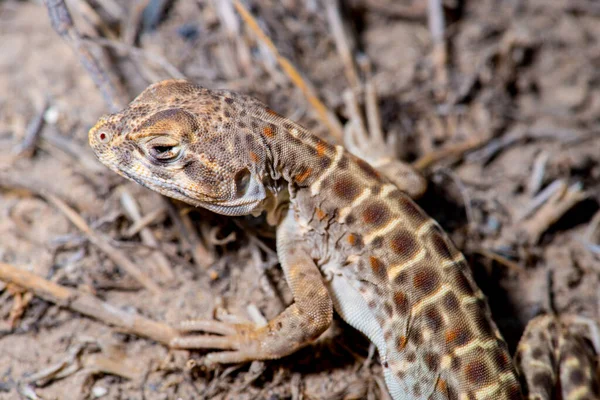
left=89, top=80, right=272, bottom=216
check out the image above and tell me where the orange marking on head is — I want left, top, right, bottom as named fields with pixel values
left=315, top=208, right=326, bottom=220
left=316, top=140, right=327, bottom=157
left=263, top=126, right=274, bottom=137
left=266, top=108, right=280, bottom=116
left=295, top=167, right=313, bottom=183
left=347, top=234, right=356, bottom=246
left=249, top=151, right=259, bottom=162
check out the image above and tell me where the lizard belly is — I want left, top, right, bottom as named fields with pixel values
left=326, top=271, right=407, bottom=399
left=320, top=253, right=421, bottom=400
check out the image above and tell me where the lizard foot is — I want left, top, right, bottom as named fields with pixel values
left=170, top=319, right=275, bottom=364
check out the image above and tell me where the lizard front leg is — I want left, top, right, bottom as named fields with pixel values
left=170, top=210, right=333, bottom=364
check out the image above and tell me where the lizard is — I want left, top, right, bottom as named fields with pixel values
left=88, top=79, right=600, bottom=400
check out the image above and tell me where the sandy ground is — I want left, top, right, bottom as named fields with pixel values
left=1, top=0, right=599, bottom=399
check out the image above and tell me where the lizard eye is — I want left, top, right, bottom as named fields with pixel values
left=97, top=131, right=111, bottom=143
left=146, top=137, right=182, bottom=163
left=149, top=144, right=182, bottom=162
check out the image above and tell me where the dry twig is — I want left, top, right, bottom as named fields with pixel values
left=43, top=0, right=128, bottom=111
left=233, top=0, right=344, bottom=140
left=45, top=193, right=162, bottom=293
left=0, top=262, right=176, bottom=345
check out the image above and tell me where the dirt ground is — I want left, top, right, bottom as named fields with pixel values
left=1, top=0, right=599, bottom=399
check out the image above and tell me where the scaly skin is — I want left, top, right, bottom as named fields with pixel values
left=89, top=80, right=599, bottom=400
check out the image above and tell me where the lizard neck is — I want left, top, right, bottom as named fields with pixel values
left=256, top=110, right=341, bottom=191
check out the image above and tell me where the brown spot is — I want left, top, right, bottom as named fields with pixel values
left=448, top=326, right=473, bottom=347
left=413, top=383, right=421, bottom=397
left=224, top=110, right=231, bottom=118
left=370, top=256, right=385, bottom=278
left=397, top=335, right=407, bottom=350
left=394, top=291, right=409, bottom=314
left=494, top=348, right=512, bottom=372
left=384, top=303, right=393, bottom=317
left=451, top=268, right=476, bottom=296
left=237, top=121, right=246, bottom=128
left=468, top=301, right=495, bottom=338
left=425, top=352, right=440, bottom=372
left=319, top=156, right=332, bottom=169
left=371, top=184, right=382, bottom=195
left=464, top=359, right=490, bottom=385
left=389, top=230, right=419, bottom=257
left=249, top=151, right=259, bottom=162
left=430, top=229, right=456, bottom=260
left=356, top=157, right=380, bottom=180
left=396, top=196, right=429, bottom=223
left=338, top=155, right=349, bottom=170
left=507, top=384, right=523, bottom=400
left=394, top=271, right=409, bottom=286
left=570, top=369, right=586, bottom=386
left=532, top=372, right=553, bottom=390
left=442, top=292, right=460, bottom=311
left=424, top=307, right=444, bottom=332
left=396, top=370, right=406, bottom=380
left=451, top=356, right=461, bottom=371
left=295, top=167, right=313, bottom=184
left=263, top=125, right=275, bottom=137
left=531, top=347, right=544, bottom=360
left=315, top=208, right=326, bottom=220
left=410, top=326, right=424, bottom=345
left=371, top=236, right=384, bottom=248
left=225, top=97, right=234, bottom=105
left=413, top=268, right=441, bottom=295
left=362, top=202, right=390, bottom=227
left=345, top=214, right=356, bottom=225
left=333, top=176, right=361, bottom=201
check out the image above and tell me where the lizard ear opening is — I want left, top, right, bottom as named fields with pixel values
left=232, top=167, right=266, bottom=205
left=234, top=168, right=252, bottom=198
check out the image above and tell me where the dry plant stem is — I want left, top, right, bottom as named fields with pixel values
left=82, top=353, right=143, bottom=380
left=12, top=100, right=49, bottom=158
left=83, top=37, right=185, bottom=80
left=517, top=179, right=565, bottom=221
left=233, top=0, right=344, bottom=140
left=122, top=0, right=149, bottom=46
left=364, top=0, right=427, bottom=19
left=43, top=0, right=128, bottom=111
left=527, top=151, right=549, bottom=196
left=124, top=206, right=166, bottom=238
left=45, top=193, right=162, bottom=293
left=427, top=0, right=448, bottom=87
left=325, top=0, right=360, bottom=90
left=412, top=137, right=485, bottom=171
left=119, top=188, right=174, bottom=281
left=361, top=61, right=386, bottom=146
left=164, top=198, right=214, bottom=269
left=522, top=183, right=588, bottom=244
left=0, top=262, right=177, bottom=345
left=475, top=249, right=523, bottom=271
